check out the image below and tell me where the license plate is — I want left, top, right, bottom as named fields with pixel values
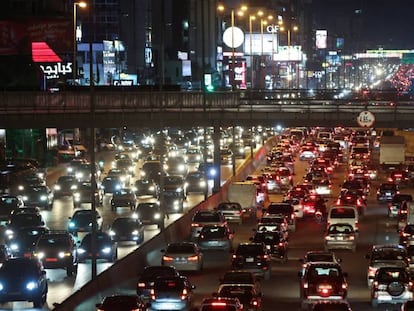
left=336, top=236, right=343, bottom=240
left=46, top=258, right=58, bottom=262
left=386, top=192, right=391, bottom=196
left=246, top=257, right=254, bottom=263
left=209, top=241, right=219, bottom=245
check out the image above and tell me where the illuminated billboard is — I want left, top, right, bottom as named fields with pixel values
left=244, top=33, right=278, bottom=55
left=316, top=30, right=327, bottom=49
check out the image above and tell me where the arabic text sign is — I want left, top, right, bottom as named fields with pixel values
left=40, top=63, right=72, bottom=79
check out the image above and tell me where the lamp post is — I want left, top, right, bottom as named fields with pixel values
left=280, top=25, right=298, bottom=89
left=249, top=15, right=256, bottom=88
left=217, top=4, right=246, bottom=90
left=73, top=1, right=87, bottom=82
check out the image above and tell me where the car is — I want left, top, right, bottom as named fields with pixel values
left=77, top=231, right=118, bottom=263
left=73, top=181, right=102, bottom=208
left=113, top=157, right=136, bottom=177
left=199, top=297, right=243, bottom=311
left=53, top=175, right=78, bottom=199
left=136, top=265, right=180, bottom=301
left=148, top=275, right=195, bottom=311
left=198, top=162, right=219, bottom=180
left=190, top=210, right=227, bottom=240
left=215, top=202, right=244, bottom=225
left=185, top=171, right=208, bottom=194
left=197, top=224, right=234, bottom=252
left=219, top=270, right=260, bottom=287
left=250, top=229, right=288, bottom=262
left=370, top=267, right=413, bottom=307
left=6, top=210, right=46, bottom=236
left=161, top=241, right=203, bottom=271
left=215, top=283, right=262, bottom=311
left=301, top=194, right=328, bottom=218
left=231, top=242, right=271, bottom=280
left=335, top=192, right=366, bottom=216
left=388, top=169, right=410, bottom=187
left=399, top=224, right=414, bottom=246
left=140, top=160, right=163, bottom=183
left=95, top=294, right=147, bottom=311
left=33, top=230, right=78, bottom=276
left=67, top=209, right=103, bottom=236
left=327, top=205, right=359, bottom=232
left=20, top=185, right=53, bottom=209
left=0, top=245, right=12, bottom=267
left=110, top=187, right=137, bottom=211
left=0, top=257, right=48, bottom=308
left=299, top=250, right=343, bottom=274
left=184, top=147, right=203, bottom=164
left=263, top=202, right=296, bottom=232
left=165, top=156, right=189, bottom=176
left=274, top=166, right=293, bottom=190
left=388, top=193, right=413, bottom=218
left=298, top=262, right=348, bottom=309
left=6, top=226, right=49, bottom=258
left=100, top=176, right=123, bottom=195
left=258, top=213, right=289, bottom=235
left=311, top=301, right=353, bottom=311
left=324, top=223, right=357, bottom=252
left=107, top=168, right=130, bottom=185
left=133, top=179, right=159, bottom=198
left=0, top=194, right=24, bottom=221
left=108, top=216, right=145, bottom=244
left=67, top=158, right=88, bottom=176
left=366, top=244, right=409, bottom=287
left=377, top=182, right=399, bottom=202
left=135, top=202, right=165, bottom=229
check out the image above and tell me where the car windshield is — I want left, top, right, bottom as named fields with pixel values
left=306, top=253, right=334, bottom=262
left=37, top=236, right=71, bottom=248
left=328, top=224, right=354, bottom=234
left=193, top=212, right=221, bottom=222
left=253, top=232, right=282, bottom=243
left=112, top=218, right=139, bottom=229
left=201, top=306, right=237, bottom=311
left=1, top=260, right=40, bottom=276
left=154, top=279, right=185, bottom=292
left=101, top=296, right=139, bottom=309
left=167, top=243, right=195, bottom=253
left=404, top=225, right=414, bottom=234
left=217, top=203, right=241, bottom=211
left=377, top=269, right=409, bottom=283
left=372, top=248, right=407, bottom=261
left=312, top=303, right=350, bottom=311
left=308, top=266, right=340, bottom=279
left=236, top=245, right=262, bottom=256
left=218, top=285, right=253, bottom=302
left=267, top=204, right=293, bottom=215
left=141, top=267, right=176, bottom=279
left=381, top=184, right=397, bottom=191
left=10, top=214, right=42, bottom=226
left=330, top=208, right=355, bottom=219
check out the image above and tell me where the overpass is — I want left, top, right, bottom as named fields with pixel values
left=1, top=90, right=413, bottom=128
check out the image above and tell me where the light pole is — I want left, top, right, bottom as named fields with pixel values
left=73, top=1, right=87, bottom=82
left=249, top=14, right=256, bottom=88
left=280, top=25, right=298, bottom=89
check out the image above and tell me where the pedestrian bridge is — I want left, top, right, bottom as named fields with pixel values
left=1, top=90, right=413, bottom=128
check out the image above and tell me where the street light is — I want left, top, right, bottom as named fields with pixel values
left=280, top=25, right=298, bottom=88
left=73, top=1, right=87, bottom=82
left=249, top=14, right=256, bottom=88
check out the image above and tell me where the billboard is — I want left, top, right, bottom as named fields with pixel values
left=0, top=19, right=72, bottom=55
left=244, top=33, right=278, bottom=55
left=316, top=30, right=327, bottom=49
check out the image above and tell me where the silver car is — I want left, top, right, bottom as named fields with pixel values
left=161, top=242, right=203, bottom=272
left=324, top=223, right=357, bottom=252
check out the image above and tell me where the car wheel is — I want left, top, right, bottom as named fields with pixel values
left=33, top=296, right=44, bottom=308
left=371, top=299, right=378, bottom=308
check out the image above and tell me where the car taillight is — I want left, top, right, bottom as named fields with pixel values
left=342, top=283, right=348, bottom=289
left=251, top=299, right=259, bottom=306
left=187, top=255, right=198, bottom=261
left=278, top=242, right=284, bottom=247
left=303, top=282, right=309, bottom=289
left=137, top=282, right=146, bottom=288
left=162, top=256, right=174, bottom=262
left=409, top=281, right=414, bottom=290
left=212, top=302, right=227, bottom=307
left=191, top=223, right=201, bottom=227
left=150, top=288, right=155, bottom=300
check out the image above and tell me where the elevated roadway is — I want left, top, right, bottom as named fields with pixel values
left=1, top=90, right=414, bottom=128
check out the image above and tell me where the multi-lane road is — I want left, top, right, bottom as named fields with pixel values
left=1, top=142, right=411, bottom=311
left=66, top=146, right=413, bottom=311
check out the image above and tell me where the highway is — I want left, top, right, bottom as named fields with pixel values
left=60, top=144, right=412, bottom=310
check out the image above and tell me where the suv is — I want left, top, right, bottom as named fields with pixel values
left=199, top=297, right=243, bottom=311
left=216, top=202, right=243, bottom=225
left=298, top=262, right=348, bottom=309
left=370, top=267, right=413, bottom=307
left=263, top=202, right=296, bottom=232
left=33, top=230, right=78, bottom=276
left=377, top=182, right=399, bottom=202
left=136, top=265, right=180, bottom=301
left=215, top=283, right=262, bottom=311
left=231, top=242, right=271, bottom=280
left=366, top=244, right=409, bottom=287
left=148, top=276, right=195, bottom=311
left=191, top=210, right=227, bottom=239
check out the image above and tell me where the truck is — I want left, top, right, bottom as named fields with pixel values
left=379, top=135, right=406, bottom=170
left=226, top=181, right=260, bottom=219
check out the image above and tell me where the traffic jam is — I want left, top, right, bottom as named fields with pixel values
left=0, top=126, right=414, bottom=310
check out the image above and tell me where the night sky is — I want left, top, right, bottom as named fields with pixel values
left=312, top=0, right=414, bottom=49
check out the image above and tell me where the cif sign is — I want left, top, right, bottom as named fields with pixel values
left=266, top=24, right=279, bottom=33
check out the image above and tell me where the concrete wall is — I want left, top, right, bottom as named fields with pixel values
left=53, top=137, right=277, bottom=310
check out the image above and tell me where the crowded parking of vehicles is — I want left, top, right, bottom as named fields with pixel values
left=1, top=126, right=414, bottom=310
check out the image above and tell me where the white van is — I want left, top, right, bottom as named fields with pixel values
left=327, top=205, right=359, bottom=232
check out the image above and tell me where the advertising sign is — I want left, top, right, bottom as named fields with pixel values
left=316, top=30, right=327, bottom=49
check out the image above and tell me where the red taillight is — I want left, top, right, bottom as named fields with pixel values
left=191, top=223, right=201, bottom=227
left=187, top=255, right=198, bottom=261
left=162, top=256, right=174, bottom=262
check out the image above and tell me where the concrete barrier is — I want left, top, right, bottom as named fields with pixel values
left=53, top=138, right=277, bottom=310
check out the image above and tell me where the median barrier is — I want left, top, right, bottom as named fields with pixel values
left=53, top=137, right=277, bottom=310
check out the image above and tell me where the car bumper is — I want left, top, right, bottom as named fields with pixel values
left=373, top=291, right=413, bottom=304
left=325, top=240, right=356, bottom=250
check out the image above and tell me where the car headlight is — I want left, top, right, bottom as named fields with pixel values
left=178, top=164, right=185, bottom=172
left=40, top=195, right=47, bottom=201
left=199, top=181, right=206, bottom=187
left=132, top=230, right=139, bottom=235
left=68, top=222, right=76, bottom=228
left=102, top=247, right=112, bottom=254
left=128, top=166, right=134, bottom=172
left=35, top=252, right=45, bottom=259
left=54, top=185, right=61, bottom=191
left=149, top=186, right=155, bottom=192
left=67, top=167, right=74, bottom=173
left=132, top=213, right=139, bottom=219
left=0, top=283, right=4, bottom=291
left=140, top=171, right=146, bottom=177
left=176, top=187, right=183, bottom=193
left=59, top=252, right=70, bottom=258
left=22, top=195, right=28, bottom=201
left=76, top=172, right=84, bottom=179
left=77, top=248, right=86, bottom=254
left=18, top=185, right=25, bottom=191
left=154, top=213, right=161, bottom=219
left=26, top=281, right=38, bottom=291
left=9, top=243, right=19, bottom=251
left=109, top=230, right=116, bottom=236
left=71, top=185, right=78, bottom=190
